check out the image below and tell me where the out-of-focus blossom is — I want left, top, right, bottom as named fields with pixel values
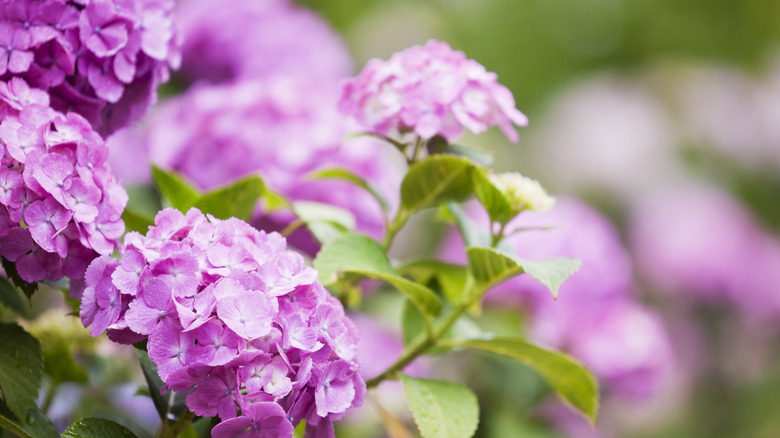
left=629, top=183, right=780, bottom=324
left=532, top=75, right=682, bottom=203
left=339, top=39, right=528, bottom=143
left=0, top=78, right=126, bottom=293
left=108, top=79, right=403, bottom=241
left=80, top=208, right=365, bottom=438
left=439, top=198, right=672, bottom=399
left=0, top=0, right=180, bottom=136
left=175, top=0, right=351, bottom=85
left=489, top=172, right=556, bottom=215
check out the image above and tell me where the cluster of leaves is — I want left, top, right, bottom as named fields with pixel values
left=0, top=136, right=598, bottom=437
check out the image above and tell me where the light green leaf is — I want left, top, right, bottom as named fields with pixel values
left=120, top=208, right=154, bottom=234
left=313, top=233, right=441, bottom=316
left=472, top=169, right=514, bottom=226
left=0, top=276, right=25, bottom=315
left=193, top=175, right=265, bottom=220
left=399, top=259, right=469, bottom=304
left=62, top=417, right=137, bottom=438
left=308, top=168, right=390, bottom=211
left=0, top=324, right=43, bottom=421
left=291, top=201, right=356, bottom=245
left=262, top=188, right=289, bottom=212
left=439, top=203, right=492, bottom=249
left=401, top=301, right=489, bottom=351
left=466, top=247, right=581, bottom=300
left=151, top=165, right=200, bottom=211
left=401, top=375, right=479, bottom=438
left=462, top=338, right=599, bottom=423
left=400, top=155, right=476, bottom=214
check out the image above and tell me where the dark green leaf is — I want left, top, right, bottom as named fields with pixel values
left=0, top=277, right=25, bottom=315
left=466, top=247, right=581, bottom=300
left=1, top=259, right=37, bottom=301
left=308, top=168, right=390, bottom=211
left=401, top=375, right=479, bottom=438
left=121, top=208, right=154, bottom=234
left=0, top=324, right=43, bottom=421
left=313, top=233, right=441, bottom=317
left=151, top=165, right=200, bottom=212
left=0, top=402, right=56, bottom=438
left=62, top=417, right=137, bottom=438
left=400, top=155, right=477, bottom=214
left=193, top=175, right=265, bottom=220
left=462, top=338, right=599, bottom=423
left=399, top=259, right=470, bottom=304
left=0, top=402, right=31, bottom=438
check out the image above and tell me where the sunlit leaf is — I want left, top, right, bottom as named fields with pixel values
left=193, top=175, right=265, bottom=220
left=151, top=165, right=200, bottom=211
left=401, top=375, right=479, bottom=438
left=62, top=417, right=137, bottom=438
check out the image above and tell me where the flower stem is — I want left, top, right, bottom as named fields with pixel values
left=159, top=409, right=196, bottom=438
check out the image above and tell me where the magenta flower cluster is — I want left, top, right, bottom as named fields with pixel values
left=0, top=0, right=179, bottom=136
left=80, top=207, right=365, bottom=438
left=339, top=39, right=529, bottom=143
left=0, top=77, right=126, bottom=291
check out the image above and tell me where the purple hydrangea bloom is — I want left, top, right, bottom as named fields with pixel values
left=339, top=40, right=529, bottom=143
left=80, top=208, right=365, bottom=438
left=439, top=198, right=673, bottom=400
left=0, top=78, right=126, bottom=290
left=175, top=0, right=351, bottom=86
left=107, top=79, right=403, bottom=243
left=0, top=0, right=180, bottom=135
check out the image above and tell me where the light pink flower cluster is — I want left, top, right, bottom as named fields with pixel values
left=80, top=208, right=365, bottom=438
left=0, top=77, right=126, bottom=291
left=339, top=39, right=529, bottom=143
left=0, top=0, right=180, bottom=136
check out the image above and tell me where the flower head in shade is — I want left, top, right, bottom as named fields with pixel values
left=0, top=0, right=180, bottom=136
left=80, top=208, right=365, bottom=438
left=0, top=77, right=126, bottom=292
left=439, top=198, right=672, bottom=399
left=175, top=0, right=351, bottom=85
left=339, top=40, right=528, bottom=143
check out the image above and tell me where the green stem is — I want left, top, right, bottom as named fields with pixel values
left=159, top=409, right=196, bottom=438
left=382, top=210, right=409, bottom=251
left=41, top=382, right=58, bottom=415
left=491, top=222, right=507, bottom=248
left=366, top=302, right=470, bottom=388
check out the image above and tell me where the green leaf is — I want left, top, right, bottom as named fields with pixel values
left=0, top=259, right=37, bottom=301
left=62, top=417, right=137, bottom=438
left=466, top=247, right=581, bottom=300
left=462, top=338, right=599, bottom=423
left=121, top=208, right=154, bottom=234
left=472, top=169, right=515, bottom=226
left=0, top=402, right=56, bottom=438
left=193, top=175, right=265, bottom=220
left=135, top=349, right=189, bottom=423
left=0, top=402, right=32, bottom=438
left=291, top=201, right=356, bottom=245
left=262, top=188, right=289, bottom=212
left=400, top=155, right=476, bottom=215
left=151, top=165, right=200, bottom=211
left=308, top=168, right=390, bottom=211
left=313, top=233, right=441, bottom=316
left=0, top=277, right=25, bottom=315
left=442, top=144, right=494, bottom=167
left=439, top=202, right=493, bottom=249
left=401, top=375, right=479, bottom=438
left=399, top=259, right=469, bottom=304
left=401, top=301, right=488, bottom=351
left=0, top=324, right=43, bottom=421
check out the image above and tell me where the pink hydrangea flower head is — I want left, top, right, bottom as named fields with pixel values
left=0, top=0, right=180, bottom=135
left=80, top=208, right=365, bottom=437
left=175, top=0, right=351, bottom=85
left=339, top=39, right=529, bottom=143
left=0, top=78, right=126, bottom=288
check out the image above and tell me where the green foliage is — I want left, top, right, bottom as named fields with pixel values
left=399, top=259, right=470, bottom=304
left=400, top=155, right=477, bottom=215
left=401, top=301, right=488, bottom=352
left=43, top=344, right=88, bottom=385
left=192, top=175, right=265, bottom=221
left=472, top=169, right=515, bottom=226
left=61, top=417, right=137, bottom=438
left=401, top=374, right=480, bottom=438
left=151, top=165, right=200, bottom=212
left=0, top=259, right=37, bottom=301
left=438, top=203, right=492, bottom=248
left=0, top=324, right=43, bottom=421
left=314, top=233, right=441, bottom=317
left=462, top=338, right=599, bottom=423
left=135, top=349, right=189, bottom=423
left=0, top=277, right=25, bottom=315
left=120, top=208, right=155, bottom=234
left=291, top=201, right=356, bottom=244
left=466, top=247, right=581, bottom=300
left=308, top=168, right=390, bottom=211
left=0, top=403, right=57, bottom=438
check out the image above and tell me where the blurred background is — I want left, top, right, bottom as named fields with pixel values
left=13, top=0, right=779, bottom=437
